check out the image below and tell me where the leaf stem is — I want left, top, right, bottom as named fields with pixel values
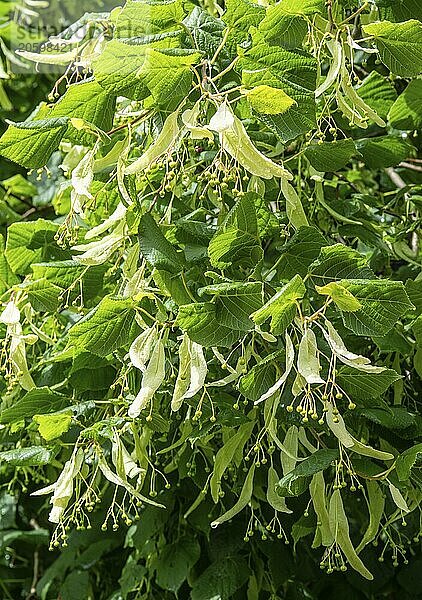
left=339, top=2, right=369, bottom=26
left=210, top=56, right=240, bottom=83
left=210, top=27, right=231, bottom=65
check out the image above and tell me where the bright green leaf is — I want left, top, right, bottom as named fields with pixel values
left=33, top=412, right=72, bottom=441
left=363, top=20, right=422, bottom=77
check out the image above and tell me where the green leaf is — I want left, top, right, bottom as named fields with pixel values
left=240, top=31, right=317, bottom=142
left=360, top=406, right=414, bottom=430
left=340, top=279, right=414, bottom=336
left=267, top=0, right=325, bottom=15
left=412, top=314, right=422, bottom=344
left=183, top=7, right=226, bottom=60
left=0, top=387, right=70, bottom=424
left=277, top=226, right=327, bottom=279
left=252, top=193, right=280, bottom=237
left=60, top=571, right=90, bottom=600
left=154, top=536, right=200, bottom=592
left=139, top=213, right=184, bottom=273
left=223, top=0, right=265, bottom=31
left=153, top=269, right=193, bottom=305
left=309, top=244, right=375, bottom=284
left=0, top=446, right=54, bottom=466
left=93, top=32, right=183, bottom=100
left=94, top=40, right=151, bottom=100
left=245, top=86, right=296, bottom=115
left=176, top=302, right=243, bottom=347
left=174, top=217, right=214, bottom=247
left=373, top=327, right=413, bottom=355
left=27, top=278, right=61, bottom=312
left=304, top=139, right=357, bottom=173
left=0, top=117, right=68, bottom=169
left=6, top=220, right=69, bottom=275
left=31, top=261, right=107, bottom=301
left=291, top=513, right=315, bottom=546
left=208, top=195, right=263, bottom=269
left=336, top=367, right=401, bottom=400
left=224, top=193, right=259, bottom=236
left=388, top=80, right=422, bottom=131
left=113, top=0, right=185, bottom=37
left=119, top=558, right=147, bottom=597
left=376, top=0, right=422, bottom=22
left=191, top=556, right=250, bottom=600
left=258, top=0, right=325, bottom=47
left=33, top=411, right=72, bottom=441
left=138, top=48, right=200, bottom=110
left=316, top=282, right=362, bottom=312
left=238, top=351, right=282, bottom=401
left=259, top=14, right=305, bottom=48
left=252, top=275, right=305, bottom=334
left=396, top=443, right=422, bottom=481
left=199, top=282, right=264, bottom=331
left=277, top=449, right=338, bottom=497
left=356, top=136, right=413, bottom=169
left=415, top=347, right=422, bottom=379
left=363, top=20, right=422, bottom=77
left=46, top=80, right=116, bottom=144
left=0, top=528, right=49, bottom=549
left=68, top=297, right=137, bottom=356
left=356, top=71, right=397, bottom=121
left=69, top=353, right=115, bottom=392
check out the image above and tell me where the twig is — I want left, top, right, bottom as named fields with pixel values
left=385, top=167, right=406, bottom=189
left=107, top=111, right=151, bottom=136
left=20, top=207, right=36, bottom=219
left=400, top=161, right=422, bottom=173
left=339, top=2, right=369, bottom=25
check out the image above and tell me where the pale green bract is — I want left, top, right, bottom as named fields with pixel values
left=128, top=339, right=166, bottom=417
left=32, top=447, right=84, bottom=523
left=125, top=111, right=181, bottom=175
left=208, top=103, right=292, bottom=180
left=297, top=328, right=324, bottom=385
left=329, top=490, right=374, bottom=580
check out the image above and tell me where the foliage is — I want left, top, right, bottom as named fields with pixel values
left=0, top=0, right=422, bottom=598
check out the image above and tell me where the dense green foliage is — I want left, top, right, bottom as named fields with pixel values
left=0, top=0, right=422, bottom=598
